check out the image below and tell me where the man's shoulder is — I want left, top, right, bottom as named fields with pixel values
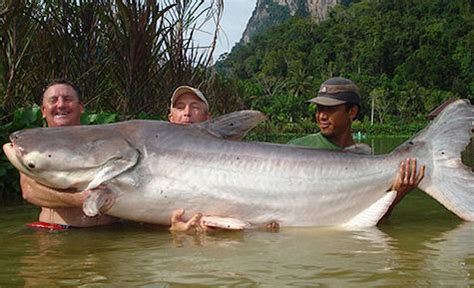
left=287, top=133, right=321, bottom=146
left=288, top=133, right=372, bottom=154
left=287, top=133, right=341, bottom=150
left=287, top=133, right=319, bottom=144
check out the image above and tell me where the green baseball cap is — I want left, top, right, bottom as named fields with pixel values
left=307, top=77, right=361, bottom=106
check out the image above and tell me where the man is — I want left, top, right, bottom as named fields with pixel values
left=167, top=85, right=281, bottom=232
left=166, top=85, right=214, bottom=232
left=20, top=78, right=118, bottom=229
left=168, top=85, right=211, bottom=124
left=288, top=77, right=425, bottom=221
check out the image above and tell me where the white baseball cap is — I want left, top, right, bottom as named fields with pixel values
left=170, top=85, right=209, bottom=110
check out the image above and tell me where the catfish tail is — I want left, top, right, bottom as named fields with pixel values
left=394, top=99, right=474, bottom=220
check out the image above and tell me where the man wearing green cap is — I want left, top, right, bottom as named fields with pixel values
left=289, top=77, right=425, bottom=220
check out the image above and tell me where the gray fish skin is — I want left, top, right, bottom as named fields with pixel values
left=3, top=101, right=474, bottom=228
left=112, top=125, right=395, bottom=226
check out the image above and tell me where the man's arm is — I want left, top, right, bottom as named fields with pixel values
left=381, top=158, right=425, bottom=221
left=20, top=173, right=88, bottom=208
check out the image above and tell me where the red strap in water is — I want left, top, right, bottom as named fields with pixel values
left=26, top=221, right=69, bottom=231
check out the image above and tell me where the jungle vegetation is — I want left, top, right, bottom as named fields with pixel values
left=218, top=0, right=473, bottom=132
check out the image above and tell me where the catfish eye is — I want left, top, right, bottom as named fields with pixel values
left=27, top=162, right=35, bottom=169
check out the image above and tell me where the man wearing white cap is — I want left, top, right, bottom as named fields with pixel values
left=166, top=85, right=213, bottom=232
left=168, top=85, right=210, bottom=124
left=289, top=77, right=425, bottom=221
left=167, top=85, right=280, bottom=232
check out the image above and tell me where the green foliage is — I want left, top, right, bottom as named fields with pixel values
left=220, top=0, right=473, bottom=128
left=81, top=111, right=120, bottom=125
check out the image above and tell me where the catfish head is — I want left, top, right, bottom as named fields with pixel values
left=3, top=125, right=140, bottom=191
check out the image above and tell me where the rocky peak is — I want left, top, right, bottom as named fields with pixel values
left=241, top=0, right=342, bottom=43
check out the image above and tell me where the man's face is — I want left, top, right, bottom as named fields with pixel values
left=315, top=104, right=356, bottom=138
left=168, top=93, right=210, bottom=124
left=41, top=84, right=84, bottom=127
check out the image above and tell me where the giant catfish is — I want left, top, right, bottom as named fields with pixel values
left=3, top=99, right=474, bottom=228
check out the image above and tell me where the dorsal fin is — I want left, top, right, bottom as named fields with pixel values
left=196, top=110, right=266, bottom=140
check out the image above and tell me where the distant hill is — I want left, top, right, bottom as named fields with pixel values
left=241, top=0, right=354, bottom=43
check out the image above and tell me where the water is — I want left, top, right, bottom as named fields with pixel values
left=1, top=137, right=473, bottom=286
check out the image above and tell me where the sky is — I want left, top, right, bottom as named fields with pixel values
left=196, top=0, right=257, bottom=62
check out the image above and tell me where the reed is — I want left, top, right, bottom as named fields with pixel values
left=0, top=0, right=237, bottom=119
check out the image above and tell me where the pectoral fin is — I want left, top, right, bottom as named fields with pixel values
left=83, top=186, right=115, bottom=217
left=86, top=139, right=140, bottom=190
left=343, top=190, right=397, bottom=228
left=201, top=215, right=251, bottom=230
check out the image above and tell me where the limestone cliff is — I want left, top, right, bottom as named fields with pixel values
left=241, top=0, right=345, bottom=43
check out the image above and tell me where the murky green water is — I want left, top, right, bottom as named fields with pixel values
left=1, top=137, right=473, bottom=286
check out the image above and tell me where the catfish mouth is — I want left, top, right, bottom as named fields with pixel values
left=2, top=141, right=32, bottom=174
left=7, top=132, right=24, bottom=158
left=7, top=132, right=42, bottom=171
left=5, top=133, right=25, bottom=158
left=9, top=135, right=25, bottom=156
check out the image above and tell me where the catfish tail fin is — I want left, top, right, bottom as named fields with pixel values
left=399, top=99, right=474, bottom=220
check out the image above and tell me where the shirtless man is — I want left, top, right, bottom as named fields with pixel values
left=167, top=85, right=279, bottom=232
left=22, top=83, right=211, bottom=231
left=166, top=85, right=213, bottom=232
left=20, top=79, right=118, bottom=229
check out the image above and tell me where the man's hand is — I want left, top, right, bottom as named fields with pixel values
left=391, top=158, right=425, bottom=197
left=381, top=158, right=425, bottom=221
left=265, top=221, right=280, bottom=232
left=68, top=189, right=92, bottom=208
left=170, top=209, right=209, bottom=233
